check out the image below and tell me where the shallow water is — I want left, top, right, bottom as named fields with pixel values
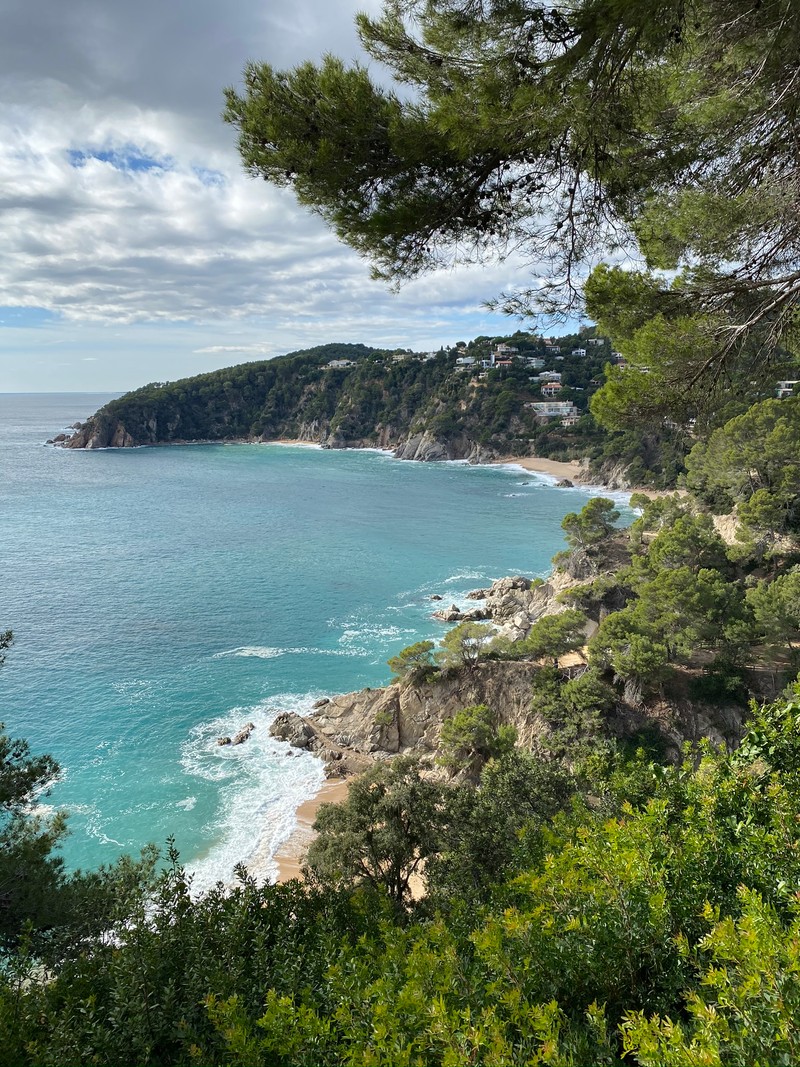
left=0, top=393, right=627, bottom=889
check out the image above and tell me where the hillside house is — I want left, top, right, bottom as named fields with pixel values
left=777, top=380, right=800, bottom=398
left=587, top=337, right=606, bottom=346
left=571, top=347, right=587, bottom=357
left=525, top=400, right=579, bottom=419
left=325, top=359, right=356, bottom=369
left=541, top=381, right=563, bottom=397
left=456, top=355, right=477, bottom=366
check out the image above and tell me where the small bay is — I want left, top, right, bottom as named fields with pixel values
left=0, top=393, right=628, bottom=889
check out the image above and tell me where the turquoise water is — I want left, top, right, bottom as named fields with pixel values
left=0, top=393, right=628, bottom=888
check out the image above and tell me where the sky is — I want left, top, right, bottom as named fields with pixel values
left=0, top=0, right=557, bottom=392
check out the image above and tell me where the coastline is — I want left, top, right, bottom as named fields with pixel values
left=496, top=455, right=586, bottom=481
left=274, top=777, right=351, bottom=882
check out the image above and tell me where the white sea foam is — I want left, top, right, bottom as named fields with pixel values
left=176, top=796, right=197, bottom=811
left=269, top=441, right=323, bottom=450
left=214, top=645, right=363, bottom=660
left=181, top=693, right=326, bottom=894
left=338, top=624, right=415, bottom=647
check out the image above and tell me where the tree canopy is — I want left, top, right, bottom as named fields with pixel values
left=225, top=0, right=800, bottom=404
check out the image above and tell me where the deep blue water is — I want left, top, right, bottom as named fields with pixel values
left=0, top=393, right=627, bottom=888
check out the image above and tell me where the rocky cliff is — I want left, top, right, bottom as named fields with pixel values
left=270, top=657, right=746, bottom=779
left=270, top=661, right=551, bottom=775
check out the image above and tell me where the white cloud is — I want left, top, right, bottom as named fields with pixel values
left=0, top=0, right=556, bottom=391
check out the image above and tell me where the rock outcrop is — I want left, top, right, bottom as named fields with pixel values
left=270, top=662, right=549, bottom=771
left=268, top=658, right=747, bottom=777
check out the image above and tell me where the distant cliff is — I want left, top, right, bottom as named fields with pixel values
left=58, top=338, right=613, bottom=463
left=59, top=337, right=687, bottom=486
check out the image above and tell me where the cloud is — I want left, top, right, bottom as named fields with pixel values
left=193, top=344, right=272, bottom=355
left=0, top=0, right=559, bottom=390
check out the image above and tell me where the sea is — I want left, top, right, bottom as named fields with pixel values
left=0, top=392, right=631, bottom=892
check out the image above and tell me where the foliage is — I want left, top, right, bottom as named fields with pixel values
left=437, top=703, right=516, bottom=780
left=426, top=749, right=575, bottom=905
left=521, top=609, right=588, bottom=662
left=436, top=620, right=497, bottom=672
left=685, top=398, right=800, bottom=534
left=7, top=696, right=800, bottom=1062
left=0, top=644, right=158, bottom=965
left=621, top=890, right=800, bottom=1067
left=226, top=0, right=800, bottom=402
left=304, top=756, right=443, bottom=908
left=561, top=498, right=620, bottom=553
left=746, top=567, right=800, bottom=656
left=387, top=640, right=437, bottom=684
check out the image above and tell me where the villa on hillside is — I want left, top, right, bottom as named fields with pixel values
left=777, top=379, right=800, bottom=398
left=525, top=400, right=579, bottom=422
left=325, top=359, right=356, bottom=369
left=541, top=381, right=563, bottom=397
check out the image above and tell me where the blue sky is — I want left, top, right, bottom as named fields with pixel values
left=0, top=0, right=565, bottom=391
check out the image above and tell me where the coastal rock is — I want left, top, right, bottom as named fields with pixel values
left=463, top=607, right=491, bottom=621
left=216, top=736, right=232, bottom=746
left=555, top=478, right=574, bottom=488
left=270, top=712, right=315, bottom=749
left=231, top=722, right=256, bottom=746
left=394, top=432, right=450, bottom=462
left=312, top=661, right=549, bottom=756
left=466, top=588, right=489, bottom=600
left=432, top=604, right=464, bottom=622
left=429, top=594, right=443, bottom=601
left=490, top=575, right=531, bottom=594
left=313, top=697, right=330, bottom=709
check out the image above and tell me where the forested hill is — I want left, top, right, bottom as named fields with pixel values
left=60, top=335, right=688, bottom=487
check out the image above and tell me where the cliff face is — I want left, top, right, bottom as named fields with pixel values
left=56, top=342, right=585, bottom=467
left=270, top=657, right=746, bottom=778
left=271, top=661, right=551, bottom=772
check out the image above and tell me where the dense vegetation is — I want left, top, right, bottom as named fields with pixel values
left=71, top=330, right=732, bottom=488
left=8, top=0, right=800, bottom=1061
left=6, top=456, right=800, bottom=1063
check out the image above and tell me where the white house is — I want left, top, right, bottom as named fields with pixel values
left=777, top=380, right=800, bottom=398
left=525, top=401, right=579, bottom=418
left=326, top=359, right=356, bottom=369
left=587, top=337, right=606, bottom=346
left=571, top=347, right=587, bottom=357
left=456, top=355, right=477, bottom=366
left=541, top=382, right=563, bottom=397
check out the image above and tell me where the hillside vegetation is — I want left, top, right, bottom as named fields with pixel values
left=9, top=0, right=800, bottom=1061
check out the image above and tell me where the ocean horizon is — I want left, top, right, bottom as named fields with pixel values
left=1, top=392, right=629, bottom=891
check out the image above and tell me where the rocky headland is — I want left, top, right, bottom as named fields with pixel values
left=269, top=572, right=746, bottom=783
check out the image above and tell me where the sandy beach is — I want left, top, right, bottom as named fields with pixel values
left=497, top=455, right=587, bottom=481
left=271, top=438, right=321, bottom=447
left=274, top=777, right=351, bottom=882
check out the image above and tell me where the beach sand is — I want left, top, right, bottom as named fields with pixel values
left=497, top=455, right=685, bottom=499
left=271, top=438, right=321, bottom=447
left=497, top=455, right=587, bottom=480
left=275, top=777, right=351, bottom=882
